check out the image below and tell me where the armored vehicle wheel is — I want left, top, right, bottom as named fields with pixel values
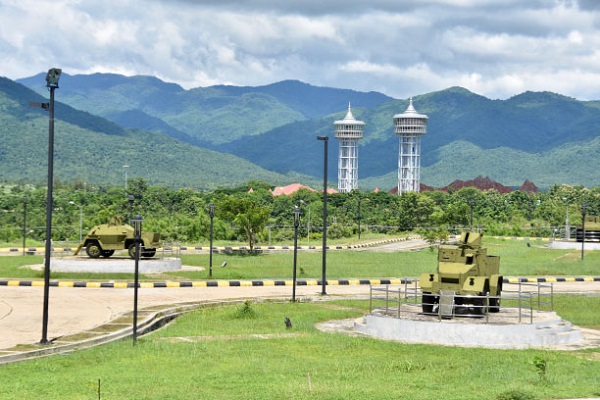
left=128, top=243, right=137, bottom=259
left=474, top=294, right=488, bottom=315
left=489, top=297, right=500, bottom=313
left=86, top=243, right=103, bottom=258
left=101, top=250, right=115, bottom=258
left=128, top=243, right=145, bottom=259
left=422, top=292, right=436, bottom=314
left=142, top=249, right=156, bottom=258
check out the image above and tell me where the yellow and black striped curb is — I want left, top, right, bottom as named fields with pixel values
left=1, top=277, right=599, bottom=289
left=0, top=278, right=410, bottom=288
left=0, top=236, right=554, bottom=255
left=491, top=236, right=550, bottom=242
left=0, top=237, right=422, bottom=254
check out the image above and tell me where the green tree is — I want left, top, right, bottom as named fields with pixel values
left=218, top=195, right=270, bottom=250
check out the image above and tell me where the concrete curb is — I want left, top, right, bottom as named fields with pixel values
left=1, top=276, right=599, bottom=289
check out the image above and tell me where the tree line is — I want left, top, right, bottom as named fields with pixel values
left=1, top=178, right=599, bottom=247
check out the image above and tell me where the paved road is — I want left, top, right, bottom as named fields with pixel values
left=0, top=283, right=374, bottom=350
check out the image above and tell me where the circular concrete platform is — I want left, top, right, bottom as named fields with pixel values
left=549, top=240, right=600, bottom=250
left=48, top=257, right=182, bottom=273
left=352, top=304, right=589, bottom=349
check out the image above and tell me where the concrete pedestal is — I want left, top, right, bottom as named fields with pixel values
left=48, top=257, right=182, bottom=274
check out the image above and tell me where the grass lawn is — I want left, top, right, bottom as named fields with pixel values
left=1, top=237, right=599, bottom=281
left=0, top=299, right=598, bottom=399
left=0, top=237, right=598, bottom=399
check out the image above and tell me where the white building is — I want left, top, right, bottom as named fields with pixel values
left=334, top=104, right=365, bottom=193
left=393, top=98, right=428, bottom=195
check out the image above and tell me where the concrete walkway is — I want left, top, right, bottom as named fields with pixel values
left=0, top=283, right=371, bottom=352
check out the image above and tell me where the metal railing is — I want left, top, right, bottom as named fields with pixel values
left=369, top=281, right=554, bottom=324
left=157, top=241, right=182, bottom=259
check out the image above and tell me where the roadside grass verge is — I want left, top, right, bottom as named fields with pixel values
left=0, top=299, right=598, bottom=400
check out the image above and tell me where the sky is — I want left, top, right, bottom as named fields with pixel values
left=1, top=0, right=600, bottom=100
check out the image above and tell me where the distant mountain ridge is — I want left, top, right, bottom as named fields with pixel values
left=10, top=73, right=600, bottom=189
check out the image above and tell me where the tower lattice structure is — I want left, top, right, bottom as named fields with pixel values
left=393, top=98, right=428, bottom=195
left=334, top=104, right=365, bottom=193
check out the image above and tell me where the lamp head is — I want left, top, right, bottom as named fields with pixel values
left=209, top=202, right=215, bottom=217
left=128, top=194, right=134, bottom=202
left=317, top=136, right=329, bottom=141
left=294, top=205, right=301, bottom=226
left=45, top=68, right=62, bottom=88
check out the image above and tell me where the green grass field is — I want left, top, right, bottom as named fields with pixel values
left=1, top=237, right=599, bottom=281
left=0, top=299, right=598, bottom=400
left=0, top=238, right=599, bottom=399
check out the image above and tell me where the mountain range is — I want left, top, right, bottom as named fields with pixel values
left=2, top=72, right=600, bottom=190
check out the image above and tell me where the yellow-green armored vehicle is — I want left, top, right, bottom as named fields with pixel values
left=74, top=222, right=161, bottom=259
left=419, top=231, right=502, bottom=316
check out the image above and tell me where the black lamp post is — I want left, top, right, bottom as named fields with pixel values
left=22, top=196, right=27, bottom=256
left=468, top=199, right=475, bottom=231
left=292, top=205, right=301, bottom=302
left=68, top=201, right=83, bottom=243
left=208, top=203, right=215, bottom=278
left=317, top=136, right=328, bottom=295
left=581, top=203, right=587, bottom=261
left=357, top=197, right=362, bottom=240
left=123, top=165, right=129, bottom=191
left=131, top=214, right=143, bottom=345
left=33, top=67, right=61, bottom=345
left=128, top=195, right=134, bottom=224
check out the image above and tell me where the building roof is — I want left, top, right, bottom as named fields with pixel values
left=334, top=103, right=365, bottom=126
left=271, top=183, right=338, bottom=196
left=393, top=97, right=429, bottom=120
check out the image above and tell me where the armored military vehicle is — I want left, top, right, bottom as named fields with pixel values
left=419, top=231, right=502, bottom=317
left=73, top=222, right=160, bottom=259
left=575, top=215, right=600, bottom=242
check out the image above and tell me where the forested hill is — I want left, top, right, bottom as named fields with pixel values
left=12, top=73, right=600, bottom=189
left=0, top=77, right=297, bottom=190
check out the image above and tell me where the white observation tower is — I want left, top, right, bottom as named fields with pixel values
left=393, top=98, right=428, bottom=195
left=334, top=103, right=365, bottom=193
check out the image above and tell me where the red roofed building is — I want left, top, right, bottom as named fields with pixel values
left=271, top=183, right=338, bottom=196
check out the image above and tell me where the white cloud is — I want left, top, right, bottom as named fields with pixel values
left=3, top=0, right=600, bottom=99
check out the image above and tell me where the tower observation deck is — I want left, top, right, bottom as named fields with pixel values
left=334, top=104, right=365, bottom=193
left=393, top=98, right=428, bottom=195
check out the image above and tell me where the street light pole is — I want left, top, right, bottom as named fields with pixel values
left=68, top=201, right=83, bottom=243
left=40, top=67, right=61, bottom=345
left=357, top=197, right=361, bottom=240
left=317, top=136, right=328, bottom=295
left=581, top=203, right=587, bottom=261
left=132, top=215, right=143, bottom=345
left=468, top=199, right=475, bottom=231
left=562, top=197, right=570, bottom=240
left=208, top=203, right=215, bottom=278
left=292, top=205, right=300, bottom=302
left=123, top=165, right=129, bottom=191
left=22, top=196, right=27, bottom=256
left=128, top=195, right=134, bottom=224
left=300, top=200, right=311, bottom=245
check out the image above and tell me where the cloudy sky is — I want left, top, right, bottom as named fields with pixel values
left=1, top=0, right=600, bottom=100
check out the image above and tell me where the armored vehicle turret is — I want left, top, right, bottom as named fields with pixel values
left=73, top=222, right=160, bottom=259
left=419, top=231, right=502, bottom=317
